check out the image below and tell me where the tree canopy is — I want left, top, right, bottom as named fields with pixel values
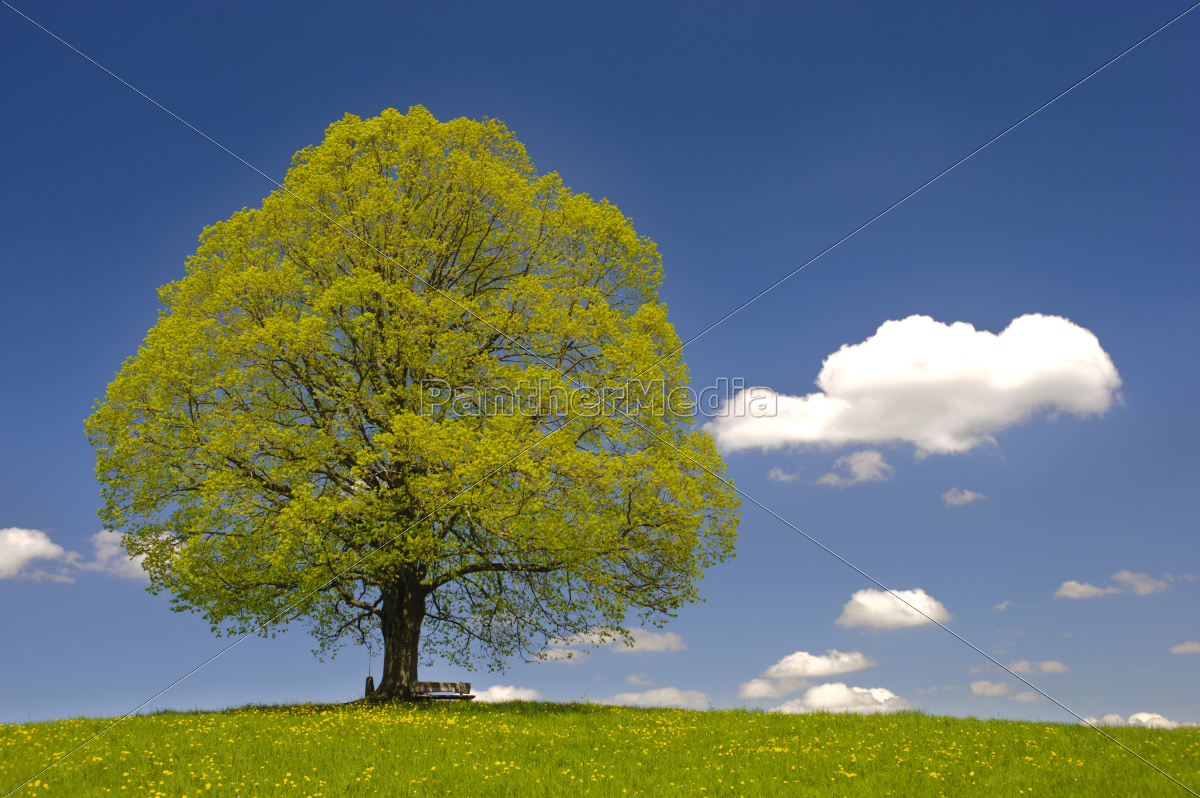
left=87, top=106, right=740, bottom=698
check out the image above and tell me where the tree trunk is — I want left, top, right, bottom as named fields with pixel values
left=370, top=577, right=427, bottom=700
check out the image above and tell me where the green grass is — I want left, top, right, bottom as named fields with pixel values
left=2, top=701, right=1197, bottom=796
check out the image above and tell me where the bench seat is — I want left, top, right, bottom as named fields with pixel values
left=413, top=681, right=474, bottom=700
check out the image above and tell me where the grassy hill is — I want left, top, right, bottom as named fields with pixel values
left=3, top=701, right=1197, bottom=796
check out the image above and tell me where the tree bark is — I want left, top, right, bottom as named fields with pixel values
left=370, top=576, right=427, bottom=700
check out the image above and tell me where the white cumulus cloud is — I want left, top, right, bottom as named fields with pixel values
left=992, top=600, right=1012, bottom=612
left=763, top=649, right=877, bottom=679
left=611, top=628, right=687, bottom=653
left=1086, top=712, right=1191, bottom=729
left=1128, top=712, right=1186, bottom=729
left=773, top=683, right=908, bottom=715
left=625, top=673, right=655, bottom=686
left=547, top=630, right=613, bottom=648
left=1012, top=691, right=1046, bottom=703
left=603, top=687, right=710, bottom=710
left=1170, top=641, right=1200, bottom=654
left=538, top=627, right=685, bottom=660
left=0, top=527, right=147, bottom=582
left=1008, top=660, right=1069, bottom=675
left=474, top=685, right=543, bottom=702
left=1055, top=580, right=1121, bottom=599
left=816, top=451, right=894, bottom=487
left=943, top=488, right=985, bottom=506
left=73, top=530, right=148, bottom=580
left=1056, top=570, right=1174, bottom=599
left=1111, top=570, right=1169, bottom=595
left=767, top=467, right=803, bottom=483
left=738, top=678, right=806, bottom=699
left=741, top=649, right=876, bottom=699
left=704, top=314, right=1121, bottom=456
left=0, top=527, right=66, bottom=580
left=837, top=588, right=951, bottom=630
left=1082, top=714, right=1129, bottom=726
left=970, top=680, right=1011, bottom=697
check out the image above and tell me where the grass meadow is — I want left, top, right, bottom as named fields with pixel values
left=2, top=701, right=1198, bottom=797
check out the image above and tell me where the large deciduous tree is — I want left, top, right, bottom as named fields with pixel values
left=87, top=106, right=740, bottom=700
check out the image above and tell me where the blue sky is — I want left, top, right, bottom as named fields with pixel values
left=2, top=1, right=1197, bottom=727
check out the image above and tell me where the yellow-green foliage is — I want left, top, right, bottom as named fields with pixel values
left=4, top=702, right=1197, bottom=796
left=85, top=106, right=739, bottom=667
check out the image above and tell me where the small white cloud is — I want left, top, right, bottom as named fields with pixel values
left=737, top=677, right=809, bottom=699
left=28, top=570, right=76, bottom=583
left=1055, top=580, right=1122, bottom=599
left=603, top=687, right=710, bottom=710
left=837, top=588, right=951, bottom=630
left=546, top=631, right=613, bottom=648
left=704, top=314, right=1121, bottom=456
left=1093, top=714, right=1127, bottom=726
left=767, top=467, right=803, bottom=483
left=1057, top=570, right=1175, bottom=599
left=737, top=648, right=876, bottom=702
left=74, top=530, right=148, bottom=580
left=538, top=627, right=684, bottom=660
left=1012, top=691, right=1046, bottom=703
left=0, top=528, right=148, bottom=583
left=740, top=678, right=785, bottom=699
left=1008, top=660, right=1069, bottom=675
left=915, top=686, right=939, bottom=694
left=816, top=451, right=894, bottom=487
left=992, top=600, right=1012, bottom=612
left=1170, top=641, right=1200, bottom=654
left=625, top=673, right=655, bottom=686
left=474, top=685, right=543, bottom=703
left=611, top=628, right=687, bottom=653
left=1111, top=570, right=1169, bottom=595
left=0, top=527, right=67, bottom=580
left=763, top=649, right=877, bottom=679
left=943, top=488, right=985, bottom=506
left=970, top=680, right=1010, bottom=697
left=1128, top=712, right=1180, bottom=730
left=773, top=683, right=908, bottom=715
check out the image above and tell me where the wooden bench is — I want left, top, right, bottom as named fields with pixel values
left=413, top=681, right=474, bottom=700
left=363, top=678, right=475, bottom=700
left=364, top=677, right=474, bottom=700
